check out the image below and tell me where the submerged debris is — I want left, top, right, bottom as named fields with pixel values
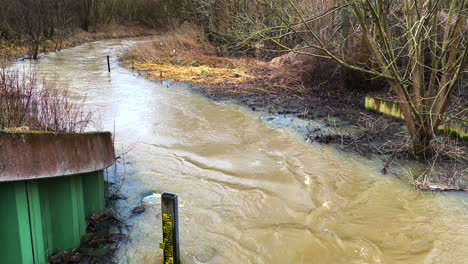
left=417, top=183, right=466, bottom=192
left=107, top=193, right=127, bottom=201
left=413, top=169, right=468, bottom=192
left=131, top=193, right=162, bottom=216
left=132, top=206, right=146, bottom=215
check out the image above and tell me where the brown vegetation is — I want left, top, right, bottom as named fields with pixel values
left=0, top=0, right=174, bottom=60
left=1, top=24, right=157, bottom=60
left=122, top=24, right=348, bottom=97
left=0, top=67, right=91, bottom=133
left=122, top=25, right=264, bottom=86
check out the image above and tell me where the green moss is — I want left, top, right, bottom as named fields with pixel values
left=444, top=128, right=468, bottom=140
left=364, top=96, right=467, bottom=140
left=447, top=115, right=468, bottom=123
left=1, top=130, right=109, bottom=135
left=365, top=96, right=403, bottom=119
left=2, top=129, right=48, bottom=133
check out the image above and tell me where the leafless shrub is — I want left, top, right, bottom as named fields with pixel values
left=0, top=67, right=92, bottom=133
left=121, top=24, right=213, bottom=64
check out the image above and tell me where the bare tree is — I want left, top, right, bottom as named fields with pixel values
left=258, top=0, right=467, bottom=158
left=13, top=0, right=56, bottom=59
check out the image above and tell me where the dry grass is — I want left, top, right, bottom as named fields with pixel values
left=122, top=24, right=213, bottom=64
left=68, top=24, right=157, bottom=46
left=134, top=62, right=254, bottom=85
left=122, top=24, right=330, bottom=96
left=122, top=24, right=273, bottom=86
left=1, top=42, right=29, bottom=60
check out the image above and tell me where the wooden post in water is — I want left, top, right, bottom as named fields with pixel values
left=173, top=49, right=178, bottom=65
left=107, top=55, right=111, bottom=72
left=160, top=192, right=180, bottom=264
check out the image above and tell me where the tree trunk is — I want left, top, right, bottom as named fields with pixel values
left=411, top=126, right=433, bottom=159
left=33, top=42, right=39, bottom=60
left=391, top=82, right=433, bottom=159
left=81, top=0, right=94, bottom=32
left=82, top=19, right=90, bottom=32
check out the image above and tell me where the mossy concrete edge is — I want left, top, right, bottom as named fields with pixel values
left=0, top=131, right=115, bottom=182
left=365, top=96, right=468, bottom=140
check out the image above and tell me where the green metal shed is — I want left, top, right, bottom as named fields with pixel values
left=0, top=131, right=115, bottom=264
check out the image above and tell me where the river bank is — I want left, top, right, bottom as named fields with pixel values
left=121, top=26, right=467, bottom=191
left=15, top=37, right=468, bottom=263
left=1, top=24, right=157, bottom=60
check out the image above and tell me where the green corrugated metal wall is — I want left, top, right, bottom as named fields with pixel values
left=0, top=171, right=105, bottom=264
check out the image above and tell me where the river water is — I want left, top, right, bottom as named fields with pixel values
left=13, top=39, right=468, bottom=263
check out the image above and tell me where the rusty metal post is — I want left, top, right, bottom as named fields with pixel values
left=159, top=192, right=180, bottom=264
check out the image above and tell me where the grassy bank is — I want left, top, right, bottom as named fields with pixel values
left=121, top=24, right=334, bottom=97
left=122, top=25, right=261, bottom=86
left=122, top=25, right=467, bottom=191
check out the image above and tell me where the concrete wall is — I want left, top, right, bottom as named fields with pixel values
left=365, top=96, right=468, bottom=140
left=0, top=131, right=115, bottom=181
left=0, top=131, right=114, bottom=264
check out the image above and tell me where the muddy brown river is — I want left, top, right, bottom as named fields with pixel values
left=13, top=39, right=468, bottom=263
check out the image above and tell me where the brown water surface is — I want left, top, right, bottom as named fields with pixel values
left=14, top=39, right=468, bottom=264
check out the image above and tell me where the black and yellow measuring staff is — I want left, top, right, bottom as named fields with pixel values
left=160, top=192, right=180, bottom=264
